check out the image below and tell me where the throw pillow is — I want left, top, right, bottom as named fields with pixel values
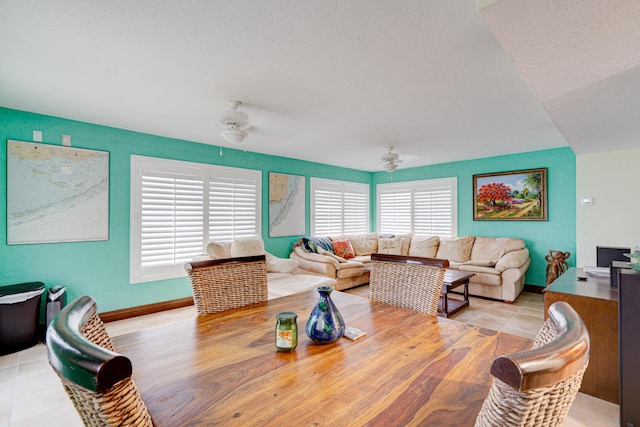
left=345, top=232, right=378, bottom=256
left=331, top=239, right=355, bottom=259
left=378, top=237, right=402, bottom=255
left=436, top=236, right=475, bottom=262
left=231, top=236, right=265, bottom=257
left=206, top=241, right=232, bottom=259
left=300, top=236, right=335, bottom=254
left=408, top=235, right=440, bottom=258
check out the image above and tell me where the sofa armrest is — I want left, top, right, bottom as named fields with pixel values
left=292, top=246, right=341, bottom=269
left=495, top=248, right=530, bottom=272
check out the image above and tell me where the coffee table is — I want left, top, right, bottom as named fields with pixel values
left=438, top=269, right=475, bottom=318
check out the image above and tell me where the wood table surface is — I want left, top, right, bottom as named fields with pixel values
left=113, top=290, right=531, bottom=426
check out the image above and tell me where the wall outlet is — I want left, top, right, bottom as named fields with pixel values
left=33, top=130, right=42, bottom=142
left=62, top=134, right=71, bottom=146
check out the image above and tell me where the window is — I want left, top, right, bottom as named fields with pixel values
left=311, top=178, right=369, bottom=236
left=130, top=156, right=261, bottom=283
left=377, top=177, right=457, bottom=238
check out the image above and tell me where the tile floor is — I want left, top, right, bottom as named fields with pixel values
left=0, top=289, right=619, bottom=426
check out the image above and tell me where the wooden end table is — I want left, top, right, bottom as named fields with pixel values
left=437, top=269, right=475, bottom=318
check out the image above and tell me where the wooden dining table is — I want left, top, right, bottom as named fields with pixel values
left=113, top=290, right=531, bottom=426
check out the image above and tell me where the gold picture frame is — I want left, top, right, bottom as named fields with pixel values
left=473, top=168, right=547, bottom=221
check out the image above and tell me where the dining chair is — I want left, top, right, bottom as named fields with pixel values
left=475, top=301, right=590, bottom=427
left=46, top=295, right=153, bottom=427
left=184, top=255, right=268, bottom=315
left=369, top=253, right=449, bottom=315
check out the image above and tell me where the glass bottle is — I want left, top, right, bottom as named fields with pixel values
left=275, top=311, right=298, bottom=352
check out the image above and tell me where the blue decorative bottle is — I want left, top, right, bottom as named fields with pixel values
left=305, top=286, right=345, bottom=344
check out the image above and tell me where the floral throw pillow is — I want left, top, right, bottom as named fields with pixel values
left=331, top=239, right=356, bottom=259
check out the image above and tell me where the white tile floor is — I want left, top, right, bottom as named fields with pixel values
left=0, top=291, right=620, bottom=426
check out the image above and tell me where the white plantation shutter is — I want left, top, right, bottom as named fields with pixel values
left=311, top=178, right=369, bottom=236
left=141, top=175, right=204, bottom=269
left=208, top=176, right=259, bottom=241
left=131, top=156, right=261, bottom=283
left=377, top=178, right=457, bottom=238
left=378, top=188, right=412, bottom=234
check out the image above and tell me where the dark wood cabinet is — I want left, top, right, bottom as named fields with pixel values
left=619, top=269, right=640, bottom=427
left=544, top=268, right=619, bottom=403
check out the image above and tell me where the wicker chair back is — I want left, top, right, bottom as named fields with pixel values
left=369, top=253, right=448, bottom=316
left=184, top=255, right=268, bottom=315
left=46, top=296, right=153, bottom=426
left=475, top=301, right=590, bottom=427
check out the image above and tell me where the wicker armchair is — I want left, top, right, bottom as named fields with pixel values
left=369, top=253, right=449, bottom=315
left=475, top=301, right=590, bottom=427
left=46, top=296, right=153, bottom=427
left=184, top=255, right=268, bottom=315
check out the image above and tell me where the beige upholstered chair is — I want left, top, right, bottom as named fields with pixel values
left=46, top=296, right=153, bottom=427
left=369, top=253, right=449, bottom=315
left=184, top=255, right=268, bottom=315
left=475, top=301, right=590, bottom=427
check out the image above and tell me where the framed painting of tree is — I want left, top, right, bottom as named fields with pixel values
left=473, top=168, right=547, bottom=221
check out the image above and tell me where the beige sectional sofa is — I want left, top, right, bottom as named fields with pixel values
left=290, top=233, right=531, bottom=302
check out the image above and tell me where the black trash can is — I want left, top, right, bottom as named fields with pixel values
left=46, top=285, right=67, bottom=327
left=0, top=282, right=45, bottom=355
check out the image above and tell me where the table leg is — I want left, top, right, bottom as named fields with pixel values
left=464, top=280, right=469, bottom=303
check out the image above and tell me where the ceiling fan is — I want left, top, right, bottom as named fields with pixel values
left=381, top=146, right=402, bottom=172
left=219, top=100, right=250, bottom=144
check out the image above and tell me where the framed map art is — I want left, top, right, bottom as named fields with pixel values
left=7, top=140, right=109, bottom=244
left=269, top=172, right=305, bottom=237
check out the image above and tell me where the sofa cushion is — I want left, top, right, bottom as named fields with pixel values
left=231, top=236, right=265, bottom=257
left=346, top=232, right=378, bottom=256
left=336, top=263, right=365, bottom=279
left=458, top=264, right=501, bottom=275
left=265, top=252, right=299, bottom=274
left=331, top=239, right=356, bottom=259
left=409, top=235, right=440, bottom=258
left=206, top=241, right=232, bottom=259
left=436, top=236, right=475, bottom=262
left=471, top=237, right=525, bottom=262
left=462, top=259, right=496, bottom=267
left=378, top=237, right=402, bottom=255
left=300, top=236, right=335, bottom=254
left=398, top=233, right=413, bottom=255
left=468, top=271, right=502, bottom=287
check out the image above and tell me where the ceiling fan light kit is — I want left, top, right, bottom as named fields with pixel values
left=219, top=100, right=249, bottom=144
left=381, top=146, right=402, bottom=172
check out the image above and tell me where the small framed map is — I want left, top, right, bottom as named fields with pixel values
left=7, top=140, right=109, bottom=244
left=269, top=172, right=305, bottom=237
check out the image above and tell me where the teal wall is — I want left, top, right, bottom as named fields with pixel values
left=372, top=147, right=577, bottom=288
left=1, top=107, right=575, bottom=312
left=0, top=108, right=369, bottom=312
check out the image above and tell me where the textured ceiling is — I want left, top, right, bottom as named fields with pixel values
left=0, top=1, right=636, bottom=171
left=480, top=0, right=640, bottom=156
